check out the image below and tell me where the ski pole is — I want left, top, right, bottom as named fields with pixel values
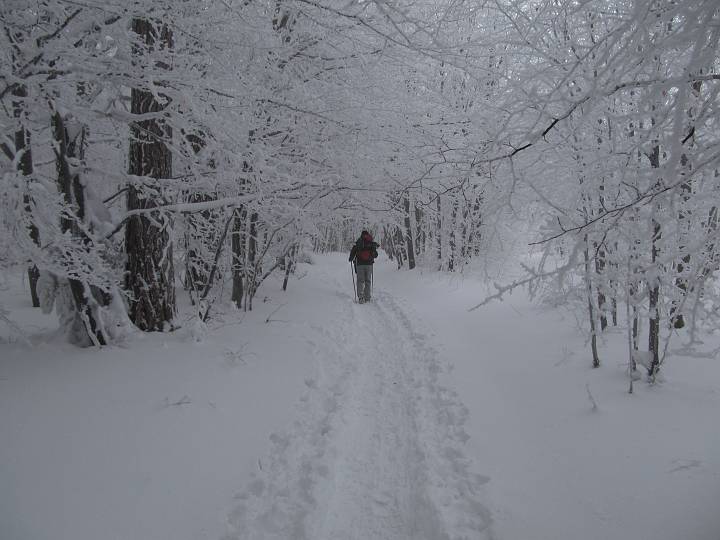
left=350, top=261, right=357, bottom=302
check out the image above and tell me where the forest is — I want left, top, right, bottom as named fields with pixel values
left=2, top=3, right=720, bottom=539
left=2, top=0, right=718, bottom=379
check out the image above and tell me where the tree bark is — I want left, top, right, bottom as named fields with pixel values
left=185, top=192, right=214, bottom=299
left=394, top=226, right=405, bottom=268
left=594, top=243, right=608, bottom=331
left=52, top=109, right=106, bottom=345
left=436, top=195, right=442, bottom=268
left=13, top=83, right=40, bottom=307
left=231, top=207, right=245, bottom=309
left=584, top=235, right=600, bottom=368
left=403, top=195, right=416, bottom=269
left=448, top=199, right=458, bottom=271
left=468, top=193, right=482, bottom=257
left=282, top=243, right=297, bottom=292
left=414, top=203, right=424, bottom=256
left=647, top=144, right=661, bottom=379
left=125, top=18, right=175, bottom=332
left=245, top=211, right=258, bottom=310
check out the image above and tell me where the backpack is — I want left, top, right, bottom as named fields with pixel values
left=357, top=245, right=373, bottom=262
left=356, top=234, right=374, bottom=263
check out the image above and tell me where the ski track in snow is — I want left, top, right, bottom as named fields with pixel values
left=224, top=268, right=493, bottom=540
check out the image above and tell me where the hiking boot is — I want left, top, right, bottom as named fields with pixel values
left=358, top=297, right=365, bottom=304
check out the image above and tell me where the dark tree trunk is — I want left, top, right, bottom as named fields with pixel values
left=647, top=145, right=661, bottom=378
left=671, top=80, right=702, bottom=329
left=630, top=284, right=639, bottom=354
left=648, top=218, right=661, bottom=377
left=185, top=192, right=215, bottom=299
left=125, top=18, right=175, bottom=332
left=436, top=196, right=442, bottom=268
left=583, top=235, right=600, bottom=368
left=184, top=130, right=216, bottom=301
left=125, top=188, right=175, bottom=331
left=414, top=204, right=424, bottom=255
left=246, top=211, right=258, bottom=310
left=52, top=109, right=106, bottom=345
left=26, top=261, right=40, bottom=308
left=231, top=207, right=245, bottom=309
left=460, top=203, right=469, bottom=260
left=611, top=297, right=618, bottom=326
left=672, top=255, right=690, bottom=329
left=595, top=182, right=608, bottom=330
left=403, top=195, right=416, bottom=269
left=282, top=243, right=297, bottom=291
left=610, top=245, right=618, bottom=327
left=467, top=194, right=482, bottom=257
left=671, top=172, right=692, bottom=329
left=13, top=84, right=40, bottom=307
left=595, top=244, right=608, bottom=331
left=448, top=199, right=458, bottom=271
left=394, top=226, right=405, bottom=269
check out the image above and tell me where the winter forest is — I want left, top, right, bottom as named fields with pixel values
left=2, top=1, right=720, bottom=540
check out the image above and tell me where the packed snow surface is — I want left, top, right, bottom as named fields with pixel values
left=2, top=254, right=719, bottom=540
left=225, top=276, right=491, bottom=539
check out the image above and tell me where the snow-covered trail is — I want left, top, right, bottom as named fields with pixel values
left=225, top=259, right=493, bottom=540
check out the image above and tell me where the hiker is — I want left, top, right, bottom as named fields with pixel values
left=349, top=230, right=379, bottom=303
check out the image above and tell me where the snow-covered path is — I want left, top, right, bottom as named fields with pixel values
left=4, top=254, right=719, bottom=540
left=225, top=260, right=493, bottom=540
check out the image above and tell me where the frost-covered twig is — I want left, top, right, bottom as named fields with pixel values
left=468, top=256, right=581, bottom=312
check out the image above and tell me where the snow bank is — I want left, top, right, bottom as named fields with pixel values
left=0, top=270, right=318, bottom=540
left=383, top=260, right=720, bottom=540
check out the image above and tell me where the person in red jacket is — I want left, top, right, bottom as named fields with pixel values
left=348, top=230, right=379, bottom=303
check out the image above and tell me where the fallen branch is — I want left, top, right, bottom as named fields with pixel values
left=585, top=383, right=599, bottom=412
left=163, top=395, right=191, bottom=407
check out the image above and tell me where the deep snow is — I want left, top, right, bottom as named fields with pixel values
left=1, top=253, right=719, bottom=540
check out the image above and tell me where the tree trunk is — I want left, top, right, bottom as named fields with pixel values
left=671, top=80, right=702, bottom=329
left=648, top=217, right=661, bottom=378
left=594, top=243, right=608, bottom=331
left=436, top=195, right=442, bottom=268
left=583, top=235, right=600, bottom=368
left=231, top=207, right=245, bottom=309
left=394, top=226, right=405, bottom=269
left=125, top=18, right=175, bottom=332
left=245, top=211, right=258, bottom=311
left=647, top=144, right=661, bottom=379
left=185, top=192, right=215, bottom=299
left=52, top=109, right=106, bottom=345
left=633, top=308, right=639, bottom=349
left=183, top=130, right=216, bottom=302
left=611, top=297, right=618, bottom=327
left=448, top=199, right=458, bottom=271
left=13, top=84, right=40, bottom=307
left=403, top=195, right=416, bottom=269
left=414, top=203, right=424, bottom=256
left=460, top=202, right=469, bottom=261
left=467, top=193, right=482, bottom=257
left=282, top=243, right=297, bottom=291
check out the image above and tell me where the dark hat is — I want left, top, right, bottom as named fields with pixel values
left=361, top=229, right=369, bottom=235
